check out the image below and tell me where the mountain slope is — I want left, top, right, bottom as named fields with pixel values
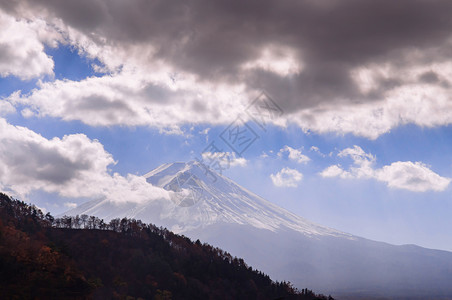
left=68, top=161, right=351, bottom=237
left=1, top=193, right=328, bottom=300
left=65, top=162, right=452, bottom=299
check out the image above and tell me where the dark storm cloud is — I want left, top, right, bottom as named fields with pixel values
left=1, top=138, right=90, bottom=185
left=72, top=95, right=136, bottom=115
left=419, top=71, right=440, bottom=84
left=4, top=0, right=452, bottom=111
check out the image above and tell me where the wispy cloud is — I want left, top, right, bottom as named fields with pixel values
left=63, top=202, right=77, bottom=209
left=310, top=146, right=330, bottom=158
left=278, top=145, right=310, bottom=164
left=201, top=151, right=248, bottom=168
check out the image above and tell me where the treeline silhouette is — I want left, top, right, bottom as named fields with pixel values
left=0, top=193, right=334, bottom=300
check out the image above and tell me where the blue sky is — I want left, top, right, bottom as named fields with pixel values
left=1, top=1, right=452, bottom=251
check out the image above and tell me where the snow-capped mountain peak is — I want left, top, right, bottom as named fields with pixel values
left=65, top=161, right=351, bottom=237
left=63, top=162, right=452, bottom=298
left=142, top=161, right=353, bottom=237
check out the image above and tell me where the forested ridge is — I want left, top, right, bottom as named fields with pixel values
left=0, top=193, right=333, bottom=300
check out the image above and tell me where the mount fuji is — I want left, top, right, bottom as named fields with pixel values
left=65, top=161, right=452, bottom=299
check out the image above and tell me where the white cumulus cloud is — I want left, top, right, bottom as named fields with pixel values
left=376, top=162, right=451, bottom=192
left=0, top=100, right=15, bottom=116
left=7, top=69, right=247, bottom=130
left=0, top=118, right=171, bottom=203
left=270, top=167, right=303, bottom=188
left=320, top=145, right=451, bottom=192
left=201, top=151, right=248, bottom=168
left=0, top=10, right=57, bottom=79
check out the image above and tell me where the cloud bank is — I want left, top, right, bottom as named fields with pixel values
left=0, top=118, right=171, bottom=203
left=3, top=0, right=452, bottom=137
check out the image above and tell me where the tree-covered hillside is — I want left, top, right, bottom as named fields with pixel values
left=0, top=193, right=333, bottom=300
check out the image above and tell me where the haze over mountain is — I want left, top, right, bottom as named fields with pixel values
left=65, top=162, right=452, bottom=299
left=67, top=162, right=346, bottom=235
left=3, top=1, right=452, bottom=298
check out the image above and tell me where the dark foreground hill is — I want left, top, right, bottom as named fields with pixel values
left=0, top=193, right=332, bottom=300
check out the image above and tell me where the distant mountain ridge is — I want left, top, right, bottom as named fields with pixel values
left=65, top=161, right=452, bottom=299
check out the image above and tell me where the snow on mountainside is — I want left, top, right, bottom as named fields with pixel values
left=66, top=161, right=352, bottom=238
left=64, top=161, right=452, bottom=299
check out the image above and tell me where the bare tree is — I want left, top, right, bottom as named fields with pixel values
left=109, top=218, right=120, bottom=232
left=73, top=215, right=81, bottom=229
left=81, top=214, right=88, bottom=229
